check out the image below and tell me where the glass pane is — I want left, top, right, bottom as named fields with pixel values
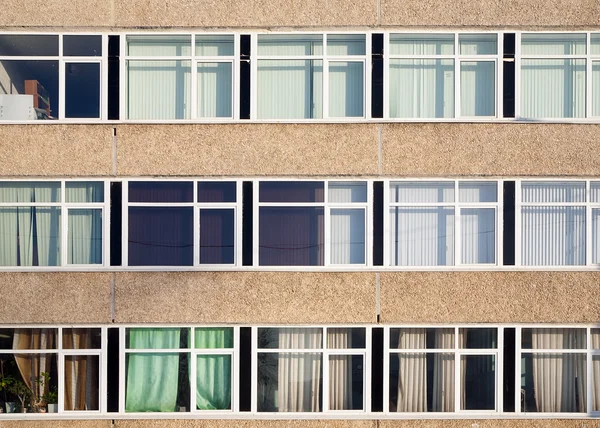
left=127, top=60, right=191, bottom=120
left=592, top=329, right=600, bottom=349
left=129, top=181, right=194, bottom=203
left=327, top=34, right=366, bottom=55
left=197, top=181, right=236, bottom=202
left=328, top=61, right=363, bottom=117
left=258, top=328, right=323, bottom=349
left=62, top=328, right=102, bottom=349
left=195, top=35, right=234, bottom=56
left=389, top=207, right=455, bottom=266
left=127, top=35, right=191, bottom=56
left=459, top=328, right=497, bottom=348
left=0, top=35, right=59, bottom=56
left=64, top=355, right=99, bottom=411
left=522, top=182, right=586, bottom=203
left=259, top=181, right=324, bottom=203
left=257, top=59, right=323, bottom=119
left=196, top=354, right=231, bottom=410
left=389, top=59, right=454, bottom=118
left=521, top=59, right=585, bottom=118
left=389, top=34, right=454, bottom=55
left=128, top=207, right=193, bottom=266
left=461, top=355, right=495, bottom=410
left=389, top=353, right=455, bottom=412
left=328, top=181, right=367, bottom=203
left=66, top=182, right=104, bottom=203
left=593, top=62, right=600, bottom=116
left=390, top=182, right=454, bottom=203
left=65, top=62, right=100, bottom=118
left=194, top=327, right=233, bottom=349
left=594, top=355, right=600, bottom=412
left=521, top=353, right=586, bottom=412
left=257, top=352, right=323, bottom=412
left=592, top=34, right=600, bottom=55
left=329, top=355, right=363, bottom=410
left=12, top=353, right=58, bottom=412
left=522, top=328, right=587, bottom=349
left=327, top=328, right=366, bottom=349
left=460, top=61, right=495, bottom=116
left=258, top=35, right=323, bottom=56
left=199, top=209, right=234, bottom=264
left=593, top=209, right=600, bottom=264
left=0, top=328, right=57, bottom=349
left=521, top=33, right=586, bottom=55
left=68, top=209, right=102, bottom=264
left=461, top=208, right=495, bottom=264
left=197, top=62, right=232, bottom=118
left=259, top=207, right=324, bottom=266
left=521, top=206, right=585, bottom=265
left=459, top=34, right=498, bottom=55
left=127, top=327, right=186, bottom=349
left=330, top=208, right=365, bottom=264
left=390, top=328, right=455, bottom=349
left=459, top=182, right=497, bottom=202
left=63, top=35, right=102, bottom=56
left=0, top=182, right=60, bottom=202
left=125, top=352, right=190, bottom=412
left=0, top=60, right=59, bottom=120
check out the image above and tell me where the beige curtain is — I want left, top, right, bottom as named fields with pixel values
left=531, top=328, right=586, bottom=412
left=591, top=330, right=600, bottom=412
left=13, top=329, right=55, bottom=407
left=328, top=329, right=352, bottom=410
left=432, top=330, right=454, bottom=411
left=63, top=329, right=99, bottom=411
left=397, top=328, right=426, bottom=412
left=277, top=328, right=322, bottom=412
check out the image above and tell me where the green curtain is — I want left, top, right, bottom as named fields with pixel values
left=125, top=328, right=181, bottom=412
left=195, top=328, right=232, bottom=410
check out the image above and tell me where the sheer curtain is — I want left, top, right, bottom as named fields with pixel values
left=592, top=330, right=600, bottom=411
left=67, top=183, right=102, bottom=265
left=327, top=329, right=352, bottom=410
left=328, top=61, right=363, bottom=117
left=195, top=328, right=232, bottom=410
left=396, top=328, right=426, bottom=412
left=63, top=329, right=99, bottom=411
left=460, top=62, right=495, bottom=116
left=432, top=330, right=454, bottom=411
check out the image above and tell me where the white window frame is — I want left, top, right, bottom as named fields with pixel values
left=253, top=179, right=372, bottom=268
left=120, top=32, right=238, bottom=122
left=122, top=178, right=242, bottom=269
left=383, top=179, right=502, bottom=268
left=118, top=325, right=239, bottom=415
left=0, top=325, right=107, bottom=416
left=0, top=32, right=107, bottom=122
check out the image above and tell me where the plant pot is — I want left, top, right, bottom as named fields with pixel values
left=5, top=401, right=17, bottom=413
left=47, top=403, right=57, bottom=413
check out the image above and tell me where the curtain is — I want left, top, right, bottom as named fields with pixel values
left=328, top=61, right=363, bottom=117
left=197, top=62, right=232, bottom=118
left=63, top=329, right=99, bottom=410
left=460, top=208, right=495, bottom=264
left=327, top=329, right=352, bottom=410
left=593, top=62, right=600, bottom=117
left=330, top=209, right=365, bottom=264
left=13, top=329, right=55, bottom=407
left=125, top=328, right=181, bottom=412
left=277, top=328, right=322, bottom=412
left=195, top=328, right=232, bottom=410
left=460, top=61, right=495, bottom=116
left=397, top=328, right=426, bottom=412
left=68, top=209, right=102, bottom=264
left=531, top=328, right=586, bottom=412
left=592, top=330, right=600, bottom=411
left=432, top=330, right=454, bottom=412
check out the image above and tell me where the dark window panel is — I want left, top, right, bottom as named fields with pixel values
left=503, top=328, right=516, bottom=412
left=63, top=35, right=102, bottom=57
left=199, top=209, right=235, bottom=264
left=503, top=33, right=516, bottom=58
left=373, top=181, right=384, bottom=266
left=503, top=61, right=515, bottom=118
left=371, top=327, right=384, bottom=412
left=128, top=207, right=193, bottom=266
left=503, top=181, right=516, bottom=265
left=259, top=181, right=324, bottom=203
left=107, top=35, right=120, bottom=120
left=242, top=182, right=253, bottom=266
left=65, top=63, right=100, bottom=118
left=0, top=35, right=58, bottom=56
left=240, top=34, right=251, bottom=119
left=107, top=328, right=120, bottom=412
left=128, top=181, right=194, bottom=203
left=239, top=327, right=252, bottom=411
left=110, top=182, right=122, bottom=266
left=371, top=34, right=384, bottom=119
left=197, top=181, right=236, bottom=203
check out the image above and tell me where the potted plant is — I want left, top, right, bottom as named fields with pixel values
left=0, top=360, right=17, bottom=413
left=7, top=379, right=31, bottom=413
left=42, top=375, right=58, bottom=414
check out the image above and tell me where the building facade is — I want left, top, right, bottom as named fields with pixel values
left=0, top=0, right=599, bottom=427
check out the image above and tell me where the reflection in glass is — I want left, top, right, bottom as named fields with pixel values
left=199, top=209, right=234, bottom=264
left=65, top=63, right=100, bottom=118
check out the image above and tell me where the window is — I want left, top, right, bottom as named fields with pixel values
left=0, top=181, right=106, bottom=267
left=256, top=180, right=369, bottom=266
left=255, top=34, right=367, bottom=119
left=0, top=327, right=104, bottom=413
left=255, top=327, right=369, bottom=412
left=0, top=34, right=103, bottom=120
left=125, top=180, right=239, bottom=267
left=386, top=181, right=499, bottom=266
left=386, top=327, right=499, bottom=413
left=125, top=34, right=236, bottom=120
left=388, top=33, right=499, bottom=118
left=122, top=327, right=236, bottom=413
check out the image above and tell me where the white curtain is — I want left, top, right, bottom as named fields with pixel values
left=432, top=330, right=455, bottom=412
left=328, top=61, right=363, bottom=117
left=327, top=329, right=353, bottom=410
left=197, top=62, right=232, bottom=118
left=277, top=328, right=322, bottom=412
left=68, top=209, right=102, bottom=265
left=397, top=328, right=426, bottom=412
left=461, top=208, right=495, bottom=264
left=330, top=209, right=365, bottom=264
left=460, top=61, right=495, bottom=116
left=592, top=330, right=600, bottom=411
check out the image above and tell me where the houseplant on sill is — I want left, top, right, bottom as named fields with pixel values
left=7, top=379, right=31, bottom=413
left=0, top=360, right=17, bottom=413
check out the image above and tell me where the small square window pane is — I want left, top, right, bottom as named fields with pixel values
left=68, top=209, right=102, bottom=265
left=329, top=182, right=367, bottom=203
left=459, top=328, right=497, bottom=348
left=592, top=329, right=600, bottom=349
left=259, top=181, right=324, bottom=203
left=196, top=354, right=232, bottom=410
left=330, top=208, right=365, bottom=264
left=461, top=355, right=495, bottom=410
left=521, top=182, right=586, bottom=203
left=65, top=62, right=100, bottom=118
left=0, top=35, right=59, bottom=56
left=195, top=35, right=234, bottom=56
left=64, top=355, right=100, bottom=411
left=0, top=328, right=57, bottom=349
left=66, top=181, right=104, bottom=203
left=258, top=328, right=323, bottom=349
left=460, top=61, right=495, bottom=117
left=62, top=328, right=102, bottom=349
left=390, top=328, right=455, bottom=349
left=197, top=182, right=236, bottom=202
left=327, top=34, right=366, bottom=55
left=389, top=34, right=454, bottom=55
left=390, top=182, right=454, bottom=203
left=0, top=181, right=61, bottom=202
left=197, top=62, right=232, bottom=118
left=329, top=61, right=363, bottom=117
left=521, top=328, right=587, bottom=349
left=199, top=209, right=234, bottom=264
left=63, top=35, right=102, bottom=56
left=129, top=181, right=194, bottom=203
left=329, top=355, right=363, bottom=410
left=461, top=208, right=495, bottom=264
left=127, top=35, right=191, bottom=56
left=258, top=34, right=323, bottom=56
left=459, top=34, right=498, bottom=55
left=327, top=328, right=366, bottom=349
left=521, top=33, right=586, bottom=55
left=195, top=327, right=234, bottom=349
left=126, top=327, right=186, bottom=349
left=459, top=182, right=497, bottom=202
left=592, top=34, right=600, bottom=55
left=591, top=182, right=600, bottom=202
